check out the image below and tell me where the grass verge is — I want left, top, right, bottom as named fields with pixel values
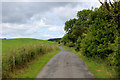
left=63, top=45, right=117, bottom=78
left=12, top=47, right=61, bottom=78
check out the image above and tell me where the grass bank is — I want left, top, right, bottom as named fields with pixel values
left=63, top=45, right=117, bottom=78
left=14, top=47, right=60, bottom=78
left=2, top=38, right=60, bottom=78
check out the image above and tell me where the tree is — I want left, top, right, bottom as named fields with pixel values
left=64, top=18, right=77, bottom=33
left=77, top=10, right=92, bottom=28
left=98, top=0, right=120, bottom=33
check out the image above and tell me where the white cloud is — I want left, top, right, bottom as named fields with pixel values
left=2, top=23, right=30, bottom=29
left=2, top=18, right=65, bottom=39
left=48, top=27, right=57, bottom=31
left=43, top=33, right=64, bottom=39
left=51, top=4, right=77, bottom=20
left=44, top=34, right=51, bottom=37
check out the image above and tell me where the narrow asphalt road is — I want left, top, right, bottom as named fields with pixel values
left=36, top=45, right=94, bottom=78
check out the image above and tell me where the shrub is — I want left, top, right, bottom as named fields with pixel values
left=68, top=42, right=75, bottom=47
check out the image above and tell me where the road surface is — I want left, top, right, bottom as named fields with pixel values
left=36, top=45, right=94, bottom=78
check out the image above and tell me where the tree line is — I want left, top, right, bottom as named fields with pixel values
left=61, top=0, right=120, bottom=77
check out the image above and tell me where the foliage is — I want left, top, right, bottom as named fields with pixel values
left=68, top=42, right=75, bottom=47
left=75, top=37, right=81, bottom=51
left=64, top=18, right=77, bottom=33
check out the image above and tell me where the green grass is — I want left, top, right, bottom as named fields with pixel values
left=63, top=45, right=117, bottom=78
left=2, top=38, right=60, bottom=78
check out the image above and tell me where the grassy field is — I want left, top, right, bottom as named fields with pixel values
left=2, top=38, right=60, bottom=78
left=63, top=46, right=117, bottom=78
left=2, top=38, right=56, bottom=56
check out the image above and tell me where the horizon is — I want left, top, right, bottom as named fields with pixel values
left=0, top=37, right=62, bottom=40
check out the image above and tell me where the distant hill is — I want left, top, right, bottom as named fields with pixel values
left=48, top=38, right=62, bottom=42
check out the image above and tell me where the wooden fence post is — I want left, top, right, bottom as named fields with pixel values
left=28, top=48, right=30, bottom=62
left=34, top=45, right=36, bottom=48
left=22, top=48, right=25, bottom=63
left=11, top=55, right=15, bottom=72
left=13, top=55, right=15, bottom=66
left=11, top=50, right=16, bottom=72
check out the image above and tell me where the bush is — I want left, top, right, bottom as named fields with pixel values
left=75, top=37, right=81, bottom=51
left=68, top=42, right=75, bottom=47
left=58, top=41, right=60, bottom=44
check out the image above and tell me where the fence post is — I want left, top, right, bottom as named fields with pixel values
left=34, top=45, right=36, bottom=56
left=13, top=55, right=15, bottom=66
left=12, top=55, right=15, bottom=72
left=28, top=48, right=30, bottom=62
left=34, top=45, right=36, bottom=48
left=12, top=50, right=16, bottom=72
left=22, top=48, right=25, bottom=63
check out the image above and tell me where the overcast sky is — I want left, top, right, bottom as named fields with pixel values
left=1, top=1, right=101, bottom=40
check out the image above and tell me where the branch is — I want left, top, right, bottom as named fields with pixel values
left=104, top=0, right=115, bottom=18
left=114, top=2, right=117, bottom=13
left=98, top=0, right=117, bottom=23
left=109, top=0, right=117, bottom=14
left=98, top=0, right=104, bottom=5
left=109, top=0, right=114, bottom=8
left=104, top=1, right=110, bottom=11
